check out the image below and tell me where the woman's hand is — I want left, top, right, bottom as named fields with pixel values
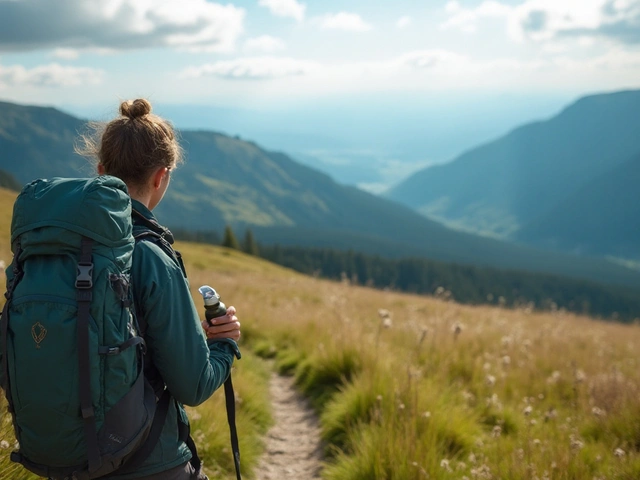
left=202, top=305, right=241, bottom=341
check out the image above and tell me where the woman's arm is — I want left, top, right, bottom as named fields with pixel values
left=133, top=241, right=239, bottom=406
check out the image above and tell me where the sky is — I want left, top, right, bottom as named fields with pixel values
left=1, top=0, right=640, bottom=191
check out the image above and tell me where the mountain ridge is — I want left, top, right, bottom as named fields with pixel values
left=1, top=99, right=639, bottom=289
left=385, top=89, right=640, bottom=254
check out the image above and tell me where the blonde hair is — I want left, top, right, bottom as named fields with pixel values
left=76, top=99, right=183, bottom=189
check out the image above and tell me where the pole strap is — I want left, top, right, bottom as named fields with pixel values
left=225, top=375, right=242, bottom=480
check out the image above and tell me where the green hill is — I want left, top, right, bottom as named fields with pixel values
left=0, top=168, right=20, bottom=191
left=515, top=152, right=640, bottom=259
left=0, top=100, right=92, bottom=180
left=385, top=89, right=640, bottom=254
left=1, top=100, right=640, bottom=289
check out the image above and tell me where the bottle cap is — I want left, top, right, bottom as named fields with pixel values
left=198, top=285, right=220, bottom=306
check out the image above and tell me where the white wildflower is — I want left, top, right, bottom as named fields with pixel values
left=544, top=408, right=557, bottom=421
left=570, top=435, right=584, bottom=451
left=547, top=371, right=561, bottom=384
left=440, top=459, right=452, bottom=472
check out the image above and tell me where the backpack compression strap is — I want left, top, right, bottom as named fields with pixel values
left=76, top=237, right=102, bottom=474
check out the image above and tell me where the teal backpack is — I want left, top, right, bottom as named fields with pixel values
left=0, top=176, right=167, bottom=479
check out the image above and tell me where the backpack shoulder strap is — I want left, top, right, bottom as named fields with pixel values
left=132, top=209, right=187, bottom=278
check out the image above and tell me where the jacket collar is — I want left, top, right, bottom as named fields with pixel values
left=131, top=199, right=175, bottom=244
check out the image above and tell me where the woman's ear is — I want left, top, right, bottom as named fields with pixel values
left=97, top=164, right=105, bottom=175
left=152, top=167, right=169, bottom=189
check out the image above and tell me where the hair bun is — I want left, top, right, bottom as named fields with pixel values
left=120, top=98, right=152, bottom=119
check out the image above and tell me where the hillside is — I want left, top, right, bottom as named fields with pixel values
left=0, top=101, right=92, bottom=180
left=0, top=168, right=20, bottom=191
left=1, top=101, right=640, bottom=289
left=385, top=90, right=640, bottom=256
left=515, top=152, right=640, bottom=259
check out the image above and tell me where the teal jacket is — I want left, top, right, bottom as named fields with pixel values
left=108, top=200, right=240, bottom=479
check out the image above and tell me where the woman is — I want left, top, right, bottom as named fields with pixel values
left=78, top=98, right=241, bottom=479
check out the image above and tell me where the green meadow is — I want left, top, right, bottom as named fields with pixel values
left=1, top=186, right=639, bottom=479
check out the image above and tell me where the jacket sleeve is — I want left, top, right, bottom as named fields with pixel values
left=133, top=241, right=240, bottom=406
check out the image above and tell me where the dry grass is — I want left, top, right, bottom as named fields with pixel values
left=180, top=242, right=640, bottom=478
left=1, top=185, right=639, bottom=479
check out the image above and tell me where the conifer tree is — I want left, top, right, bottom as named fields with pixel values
left=243, top=228, right=259, bottom=256
left=221, top=225, right=240, bottom=250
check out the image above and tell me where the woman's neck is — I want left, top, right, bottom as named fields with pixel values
left=127, top=187, right=152, bottom=210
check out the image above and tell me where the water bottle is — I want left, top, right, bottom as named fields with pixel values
left=198, top=285, right=227, bottom=326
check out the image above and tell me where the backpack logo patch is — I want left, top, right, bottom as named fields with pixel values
left=31, top=322, right=47, bottom=348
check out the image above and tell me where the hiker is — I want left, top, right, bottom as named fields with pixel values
left=80, top=98, right=242, bottom=479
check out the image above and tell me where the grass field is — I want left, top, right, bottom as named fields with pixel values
left=1, top=186, right=640, bottom=479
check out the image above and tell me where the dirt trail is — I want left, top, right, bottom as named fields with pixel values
left=254, top=373, right=324, bottom=479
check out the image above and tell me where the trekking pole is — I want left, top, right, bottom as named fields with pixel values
left=198, top=286, right=242, bottom=480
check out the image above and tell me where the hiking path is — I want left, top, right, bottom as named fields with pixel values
left=254, top=372, right=324, bottom=479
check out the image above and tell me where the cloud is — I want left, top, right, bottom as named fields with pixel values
left=52, top=48, right=80, bottom=60
left=442, top=0, right=640, bottom=45
left=258, top=0, right=305, bottom=22
left=511, top=0, right=640, bottom=44
left=318, top=12, right=373, bottom=32
left=171, top=46, right=640, bottom=96
left=180, top=57, right=319, bottom=80
left=244, top=35, right=286, bottom=53
left=441, top=1, right=512, bottom=33
left=0, top=63, right=104, bottom=87
left=0, top=0, right=245, bottom=53
left=396, top=16, right=412, bottom=29
left=398, top=50, right=469, bottom=70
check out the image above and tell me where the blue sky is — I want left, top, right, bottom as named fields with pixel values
left=1, top=0, right=640, bottom=190
left=2, top=0, right=639, bottom=106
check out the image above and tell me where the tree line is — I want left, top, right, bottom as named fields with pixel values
left=172, top=225, right=640, bottom=323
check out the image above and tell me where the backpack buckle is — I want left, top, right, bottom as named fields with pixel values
left=75, top=263, right=93, bottom=289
